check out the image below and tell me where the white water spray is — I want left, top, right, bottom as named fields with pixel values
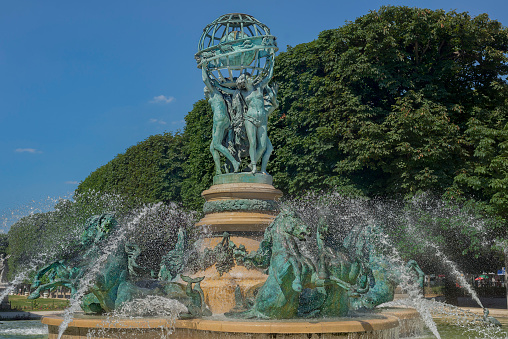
left=375, top=232, right=442, bottom=339
left=57, top=204, right=161, bottom=339
left=85, top=296, right=187, bottom=339
left=430, top=243, right=484, bottom=308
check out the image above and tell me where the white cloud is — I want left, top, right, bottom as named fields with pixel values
left=171, top=120, right=185, bottom=125
left=150, top=95, right=174, bottom=104
left=65, top=181, right=79, bottom=185
left=149, top=118, right=167, bottom=125
left=15, top=148, right=42, bottom=154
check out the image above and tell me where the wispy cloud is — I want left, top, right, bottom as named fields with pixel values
left=15, top=148, right=42, bottom=154
left=65, top=181, right=79, bottom=185
left=149, top=118, right=167, bottom=125
left=172, top=120, right=185, bottom=125
left=150, top=95, right=174, bottom=104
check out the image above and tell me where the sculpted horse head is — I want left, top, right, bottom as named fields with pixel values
left=273, top=209, right=310, bottom=242
left=81, top=213, right=117, bottom=248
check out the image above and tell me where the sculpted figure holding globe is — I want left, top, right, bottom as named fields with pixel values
left=196, top=13, right=278, bottom=175
left=203, top=66, right=240, bottom=174
left=235, top=61, right=273, bottom=173
left=261, top=83, right=278, bottom=173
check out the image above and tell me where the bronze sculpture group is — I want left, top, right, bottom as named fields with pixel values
left=203, top=61, right=278, bottom=175
left=28, top=214, right=211, bottom=317
left=28, top=210, right=425, bottom=319
left=197, top=14, right=279, bottom=175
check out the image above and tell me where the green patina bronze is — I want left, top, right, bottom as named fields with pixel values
left=29, top=260, right=81, bottom=299
left=29, top=214, right=211, bottom=317
left=158, top=228, right=187, bottom=282
left=351, top=256, right=424, bottom=309
left=203, top=199, right=278, bottom=214
left=28, top=211, right=424, bottom=319
left=190, top=210, right=423, bottom=319
left=196, top=14, right=278, bottom=175
left=185, top=232, right=237, bottom=276
left=223, top=210, right=373, bottom=319
left=212, top=173, right=273, bottom=185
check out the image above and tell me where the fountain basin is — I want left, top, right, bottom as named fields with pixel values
left=42, top=307, right=422, bottom=338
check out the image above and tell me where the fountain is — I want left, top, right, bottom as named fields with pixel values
left=37, top=202, right=425, bottom=338
left=2, top=13, right=504, bottom=339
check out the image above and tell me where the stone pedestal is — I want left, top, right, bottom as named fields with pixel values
left=196, top=173, right=282, bottom=233
left=194, top=173, right=282, bottom=314
left=0, top=283, right=10, bottom=309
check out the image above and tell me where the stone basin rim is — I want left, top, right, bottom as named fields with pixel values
left=41, top=311, right=414, bottom=333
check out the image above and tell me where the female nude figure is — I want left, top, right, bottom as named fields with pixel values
left=235, top=61, right=274, bottom=173
left=258, top=83, right=278, bottom=174
left=202, top=66, right=240, bottom=174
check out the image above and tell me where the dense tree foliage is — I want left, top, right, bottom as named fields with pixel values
left=454, top=105, right=508, bottom=218
left=265, top=6, right=508, bottom=273
left=7, top=200, right=83, bottom=279
left=270, top=6, right=508, bottom=204
left=76, top=133, right=186, bottom=206
left=387, top=195, right=504, bottom=273
left=0, top=233, right=8, bottom=255
left=179, top=100, right=214, bottom=211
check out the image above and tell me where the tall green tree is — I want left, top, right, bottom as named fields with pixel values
left=180, top=99, right=215, bottom=210
left=270, top=6, right=508, bottom=199
left=454, top=103, right=508, bottom=219
left=0, top=233, right=7, bottom=255
left=267, top=6, right=508, bottom=283
left=76, top=132, right=186, bottom=206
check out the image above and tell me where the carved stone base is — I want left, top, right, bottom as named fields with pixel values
left=196, top=211, right=278, bottom=232
left=191, top=236, right=267, bottom=314
left=0, top=283, right=10, bottom=309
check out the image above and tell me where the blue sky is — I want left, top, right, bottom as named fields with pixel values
left=1, top=0, right=507, bottom=231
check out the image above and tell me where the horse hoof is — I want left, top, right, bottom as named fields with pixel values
left=233, top=161, right=240, bottom=173
left=292, top=281, right=302, bottom=292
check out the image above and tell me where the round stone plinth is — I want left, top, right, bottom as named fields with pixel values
left=196, top=181, right=283, bottom=233
left=201, top=183, right=283, bottom=202
left=42, top=308, right=421, bottom=338
left=380, top=307, right=424, bottom=338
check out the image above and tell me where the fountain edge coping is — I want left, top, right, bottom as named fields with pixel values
left=41, top=314, right=403, bottom=333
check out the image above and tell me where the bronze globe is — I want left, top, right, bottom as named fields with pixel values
left=195, top=13, right=278, bottom=88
